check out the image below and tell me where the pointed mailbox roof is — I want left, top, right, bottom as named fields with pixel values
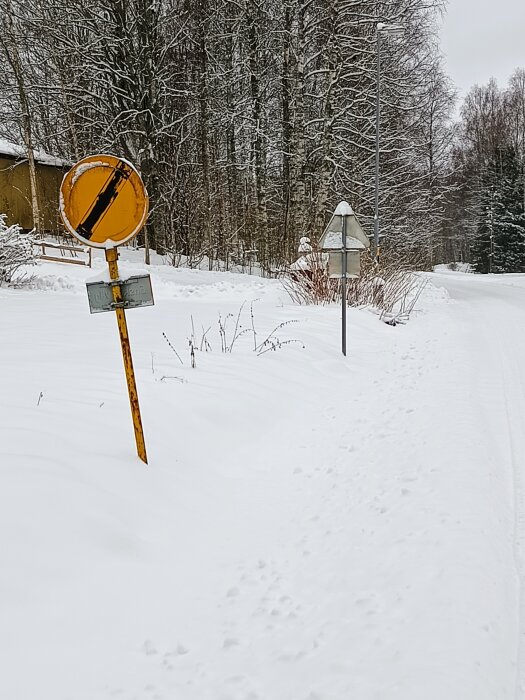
left=318, top=201, right=370, bottom=251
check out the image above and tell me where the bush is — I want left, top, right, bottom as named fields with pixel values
left=0, top=215, right=36, bottom=284
left=283, top=252, right=426, bottom=324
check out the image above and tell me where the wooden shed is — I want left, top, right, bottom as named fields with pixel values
left=0, top=140, right=69, bottom=232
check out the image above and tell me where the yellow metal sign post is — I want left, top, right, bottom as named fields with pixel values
left=60, top=154, right=150, bottom=464
left=105, top=247, right=148, bottom=463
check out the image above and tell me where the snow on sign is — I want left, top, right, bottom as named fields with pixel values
left=318, top=201, right=369, bottom=252
left=59, top=154, right=148, bottom=249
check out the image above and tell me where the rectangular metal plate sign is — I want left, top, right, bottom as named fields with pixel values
left=327, top=251, right=361, bottom=279
left=86, top=274, right=154, bottom=313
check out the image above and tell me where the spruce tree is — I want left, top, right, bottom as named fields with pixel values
left=472, top=146, right=525, bottom=273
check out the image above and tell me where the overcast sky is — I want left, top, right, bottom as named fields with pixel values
left=440, top=0, right=525, bottom=101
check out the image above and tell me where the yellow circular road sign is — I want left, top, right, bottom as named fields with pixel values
left=59, top=154, right=149, bottom=249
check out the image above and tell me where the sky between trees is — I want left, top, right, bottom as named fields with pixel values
left=440, top=0, right=525, bottom=99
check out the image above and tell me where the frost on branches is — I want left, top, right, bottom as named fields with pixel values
left=0, top=215, right=36, bottom=284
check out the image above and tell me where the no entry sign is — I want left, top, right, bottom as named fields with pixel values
left=59, top=154, right=148, bottom=249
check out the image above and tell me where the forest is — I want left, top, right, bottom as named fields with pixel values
left=0, top=0, right=523, bottom=273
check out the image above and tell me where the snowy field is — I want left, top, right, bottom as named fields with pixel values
left=1, top=252, right=525, bottom=699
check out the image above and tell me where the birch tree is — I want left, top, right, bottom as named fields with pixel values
left=0, top=0, right=455, bottom=269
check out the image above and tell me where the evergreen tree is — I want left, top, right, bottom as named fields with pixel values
left=472, top=146, right=525, bottom=273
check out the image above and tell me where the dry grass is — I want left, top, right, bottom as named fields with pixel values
left=282, top=252, right=427, bottom=324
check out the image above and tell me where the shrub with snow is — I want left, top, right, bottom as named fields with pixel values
left=0, top=215, right=36, bottom=284
left=284, top=255, right=426, bottom=324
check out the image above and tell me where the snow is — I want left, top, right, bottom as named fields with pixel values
left=70, top=160, right=107, bottom=185
left=0, top=256, right=524, bottom=699
left=334, top=201, right=354, bottom=216
left=86, top=265, right=150, bottom=284
left=69, top=155, right=143, bottom=187
left=289, top=252, right=328, bottom=272
left=321, top=231, right=366, bottom=250
left=320, top=203, right=368, bottom=250
left=298, top=236, right=312, bottom=254
left=0, top=138, right=69, bottom=168
left=103, top=237, right=126, bottom=250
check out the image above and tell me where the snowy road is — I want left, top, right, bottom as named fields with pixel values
left=429, top=272, right=525, bottom=700
left=1, top=261, right=525, bottom=699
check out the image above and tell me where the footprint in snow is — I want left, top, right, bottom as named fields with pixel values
left=223, top=637, right=240, bottom=650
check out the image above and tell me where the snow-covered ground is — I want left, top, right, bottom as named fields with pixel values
left=1, top=253, right=524, bottom=699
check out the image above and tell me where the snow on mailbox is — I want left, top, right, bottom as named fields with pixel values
left=318, top=201, right=369, bottom=279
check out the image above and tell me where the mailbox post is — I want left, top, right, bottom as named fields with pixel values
left=319, top=202, right=370, bottom=356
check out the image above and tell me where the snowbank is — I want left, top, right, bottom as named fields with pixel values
left=0, top=256, right=520, bottom=700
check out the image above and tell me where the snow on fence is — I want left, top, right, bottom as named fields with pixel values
left=35, top=239, right=92, bottom=267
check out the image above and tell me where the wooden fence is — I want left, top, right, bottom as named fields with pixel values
left=35, top=239, right=92, bottom=267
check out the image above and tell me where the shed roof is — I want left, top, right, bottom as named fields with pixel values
left=0, top=138, right=69, bottom=168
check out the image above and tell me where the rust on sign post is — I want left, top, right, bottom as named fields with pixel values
left=59, top=154, right=150, bottom=464
left=105, top=248, right=148, bottom=464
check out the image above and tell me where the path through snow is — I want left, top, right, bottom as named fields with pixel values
left=0, top=261, right=524, bottom=699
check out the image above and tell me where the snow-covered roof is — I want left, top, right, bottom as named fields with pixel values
left=0, top=138, right=69, bottom=168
